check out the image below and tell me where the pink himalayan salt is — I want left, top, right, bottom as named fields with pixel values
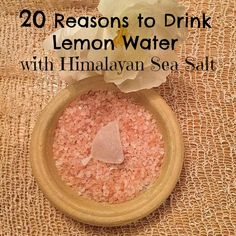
left=53, top=90, right=164, bottom=204
left=91, top=120, right=124, bottom=164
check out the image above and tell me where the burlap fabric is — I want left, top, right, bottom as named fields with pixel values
left=0, top=0, right=235, bottom=235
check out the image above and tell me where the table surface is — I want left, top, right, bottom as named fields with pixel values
left=0, top=0, right=235, bottom=235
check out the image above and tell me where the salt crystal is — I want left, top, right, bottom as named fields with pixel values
left=91, top=121, right=124, bottom=164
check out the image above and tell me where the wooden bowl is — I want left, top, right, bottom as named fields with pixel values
left=30, top=78, right=184, bottom=227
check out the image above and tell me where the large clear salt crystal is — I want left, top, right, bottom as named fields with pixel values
left=91, top=121, right=124, bottom=164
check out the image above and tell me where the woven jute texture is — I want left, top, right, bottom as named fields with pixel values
left=0, top=0, right=235, bottom=235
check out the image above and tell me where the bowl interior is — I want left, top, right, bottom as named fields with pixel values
left=30, top=78, right=184, bottom=226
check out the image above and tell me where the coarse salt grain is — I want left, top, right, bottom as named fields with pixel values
left=53, top=90, right=165, bottom=204
left=91, top=120, right=124, bottom=164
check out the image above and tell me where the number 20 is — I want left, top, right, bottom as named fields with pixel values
left=20, top=9, right=46, bottom=28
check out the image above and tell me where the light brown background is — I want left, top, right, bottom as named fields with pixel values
left=0, top=0, right=235, bottom=235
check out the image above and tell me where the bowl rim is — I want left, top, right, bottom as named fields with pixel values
left=30, top=78, right=184, bottom=227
